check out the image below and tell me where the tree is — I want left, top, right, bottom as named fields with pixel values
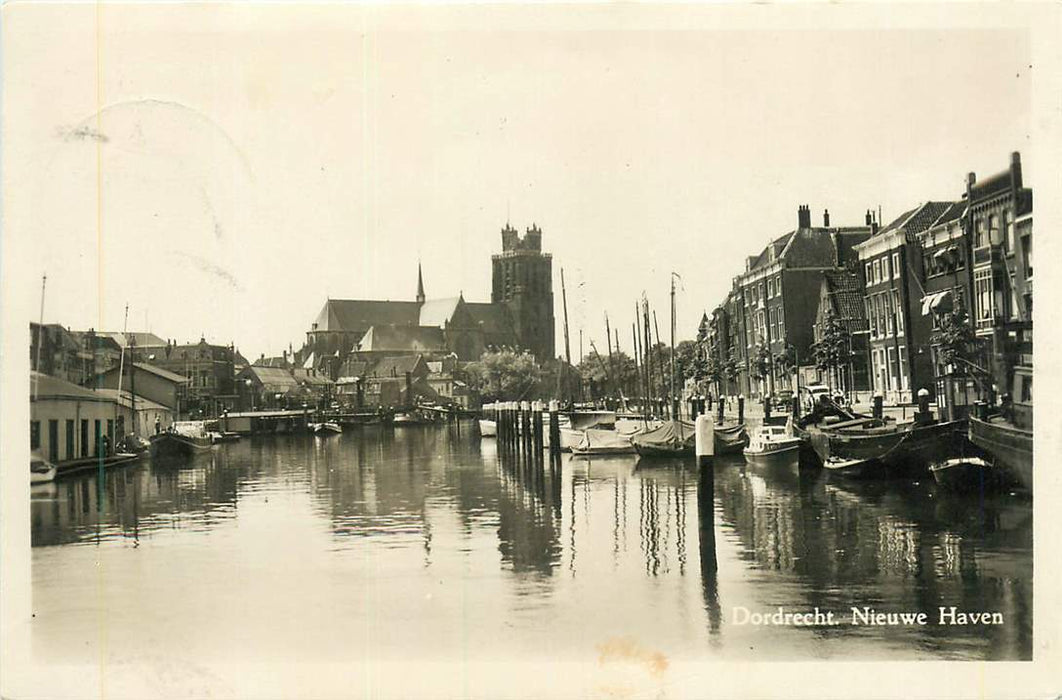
left=577, top=349, right=638, bottom=400
left=750, top=343, right=772, bottom=384
left=931, top=307, right=987, bottom=378
left=465, top=348, right=542, bottom=400
left=811, top=310, right=850, bottom=392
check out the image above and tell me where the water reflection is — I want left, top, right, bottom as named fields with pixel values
left=31, top=422, right=1031, bottom=661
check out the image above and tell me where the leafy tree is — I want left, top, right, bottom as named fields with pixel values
left=750, top=343, right=772, bottom=382
left=465, top=348, right=542, bottom=400
left=931, top=307, right=987, bottom=377
left=578, top=349, right=638, bottom=399
left=811, top=311, right=850, bottom=391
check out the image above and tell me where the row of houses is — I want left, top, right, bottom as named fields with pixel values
left=703, top=152, right=1032, bottom=427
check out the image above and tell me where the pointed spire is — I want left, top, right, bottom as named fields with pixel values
left=416, top=261, right=425, bottom=304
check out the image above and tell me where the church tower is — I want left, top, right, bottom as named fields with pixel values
left=416, top=262, right=425, bottom=304
left=491, top=223, right=556, bottom=361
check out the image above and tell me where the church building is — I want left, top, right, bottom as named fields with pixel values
left=302, top=224, right=555, bottom=378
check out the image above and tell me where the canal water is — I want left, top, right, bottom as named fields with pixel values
left=30, top=423, right=1031, bottom=670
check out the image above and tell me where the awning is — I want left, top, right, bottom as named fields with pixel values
left=921, top=290, right=953, bottom=316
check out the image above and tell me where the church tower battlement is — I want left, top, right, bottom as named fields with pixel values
left=492, top=223, right=555, bottom=361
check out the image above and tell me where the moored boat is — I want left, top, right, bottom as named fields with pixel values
left=631, top=420, right=696, bottom=457
left=821, top=454, right=884, bottom=479
left=30, top=449, right=57, bottom=484
left=571, top=428, right=635, bottom=456
left=743, top=423, right=801, bottom=466
left=150, top=421, right=214, bottom=458
left=969, top=415, right=1032, bottom=492
left=311, top=422, right=343, bottom=436
left=929, top=456, right=997, bottom=492
left=714, top=422, right=749, bottom=455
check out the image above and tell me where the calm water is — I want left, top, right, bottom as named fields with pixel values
left=31, top=423, right=1032, bottom=665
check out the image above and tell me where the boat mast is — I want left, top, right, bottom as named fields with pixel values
left=604, top=312, right=614, bottom=402
left=670, top=274, right=678, bottom=420
left=560, top=267, right=572, bottom=373
left=33, top=274, right=46, bottom=400
left=116, top=303, right=129, bottom=438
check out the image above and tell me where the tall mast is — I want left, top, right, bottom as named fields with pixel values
left=116, top=303, right=129, bottom=434
left=33, top=274, right=46, bottom=400
left=560, top=267, right=572, bottom=367
left=670, top=274, right=677, bottom=419
left=604, top=312, right=614, bottom=400
left=631, top=322, right=640, bottom=402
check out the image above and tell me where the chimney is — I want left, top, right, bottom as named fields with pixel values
left=1011, top=151, right=1023, bottom=189
left=865, top=210, right=873, bottom=226
left=823, top=209, right=830, bottom=227
left=797, top=204, right=811, bottom=229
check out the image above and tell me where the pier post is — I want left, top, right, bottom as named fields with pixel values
left=872, top=393, right=884, bottom=420
left=914, top=388, right=933, bottom=425
left=792, top=395, right=800, bottom=418
left=695, top=414, right=715, bottom=468
left=737, top=395, right=745, bottom=424
left=764, top=395, right=772, bottom=422
left=533, top=401, right=544, bottom=454
left=716, top=395, right=724, bottom=423
left=548, top=400, right=561, bottom=466
left=521, top=401, right=532, bottom=454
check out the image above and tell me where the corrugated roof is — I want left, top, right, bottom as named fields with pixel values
left=243, top=366, right=300, bottom=390
left=32, top=372, right=114, bottom=402
left=96, top=389, right=170, bottom=412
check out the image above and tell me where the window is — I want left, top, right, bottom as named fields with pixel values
left=899, top=346, right=909, bottom=391
left=1022, top=234, right=1032, bottom=278
left=975, top=218, right=985, bottom=248
left=767, top=278, right=774, bottom=298
left=30, top=421, right=40, bottom=450
left=865, top=262, right=872, bottom=284
left=886, top=293, right=895, bottom=336
left=887, top=347, right=897, bottom=392
left=892, top=252, right=901, bottom=280
left=1003, top=210, right=1013, bottom=251
left=865, top=299, right=874, bottom=337
left=1021, top=375, right=1033, bottom=403
left=776, top=275, right=783, bottom=297
left=975, top=269, right=993, bottom=323
left=94, top=420, right=102, bottom=456
left=893, top=290, right=904, bottom=334
left=988, top=214, right=999, bottom=246
left=65, top=419, right=74, bottom=460
left=80, top=419, right=89, bottom=457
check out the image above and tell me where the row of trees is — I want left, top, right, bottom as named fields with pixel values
left=460, top=304, right=987, bottom=402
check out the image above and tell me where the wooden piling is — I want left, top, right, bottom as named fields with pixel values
left=737, top=395, right=745, bottom=424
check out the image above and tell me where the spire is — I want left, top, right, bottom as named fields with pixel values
left=416, top=261, right=425, bottom=304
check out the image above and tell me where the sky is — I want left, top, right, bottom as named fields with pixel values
left=3, top=4, right=1035, bottom=362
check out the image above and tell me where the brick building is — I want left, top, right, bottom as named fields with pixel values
left=728, top=205, right=872, bottom=399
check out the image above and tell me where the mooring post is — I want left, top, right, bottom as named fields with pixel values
left=717, top=395, right=725, bottom=423
left=695, top=413, right=715, bottom=468
left=764, top=395, right=772, bottom=422
left=873, top=392, right=884, bottom=420
left=548, top=399, right=561, bottom=466
left=737, top=394, right=745, bottom=424
left=521, top=401, right=532, bottom=453
left=533, top=401, right=544, bottom=454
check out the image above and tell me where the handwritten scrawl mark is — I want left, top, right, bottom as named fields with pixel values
left=170, top=251, right=243, bottom=291
left=596, top=636, right=669, bottom=678
left=56, top=125, right=109, bottom=143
